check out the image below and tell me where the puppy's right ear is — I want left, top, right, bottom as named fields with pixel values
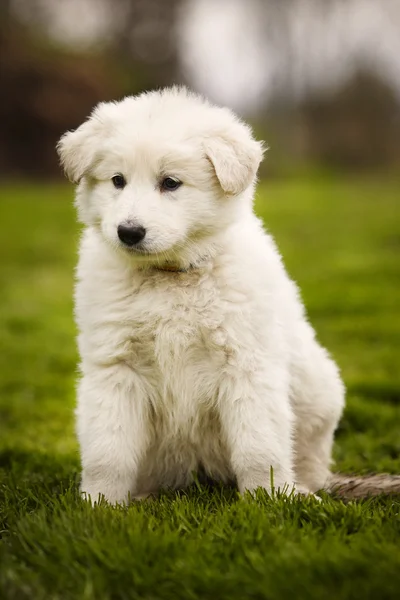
left=57, top=106, right=105, bottom=183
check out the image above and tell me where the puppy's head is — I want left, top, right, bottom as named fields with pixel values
left=57, top=88, right=264, bottom=265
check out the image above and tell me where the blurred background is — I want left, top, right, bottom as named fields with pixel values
left=1, top=0, right=400, bottom=507
left=1, top=0, right=400, bottom=179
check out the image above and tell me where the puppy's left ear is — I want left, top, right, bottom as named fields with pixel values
left=204, top=130, right=265, bottom=195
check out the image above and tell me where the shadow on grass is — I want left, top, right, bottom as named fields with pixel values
left=0, top=448, right=80, bottom=532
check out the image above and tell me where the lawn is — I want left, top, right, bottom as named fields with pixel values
left=0, top=176, right=400, bottom=599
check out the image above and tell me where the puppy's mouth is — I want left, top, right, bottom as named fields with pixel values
left=123, top=244, right=151, bottom=256
left=119, top=240, right=165, bottom=259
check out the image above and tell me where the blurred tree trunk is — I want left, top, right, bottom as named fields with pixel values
left=112, top=0, right=184, bottom=91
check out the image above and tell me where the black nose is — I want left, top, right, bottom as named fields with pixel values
left=117, top=224, right=146, bottom=246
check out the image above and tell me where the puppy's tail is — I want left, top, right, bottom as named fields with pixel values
left=326, top=472, right=400, bottom=500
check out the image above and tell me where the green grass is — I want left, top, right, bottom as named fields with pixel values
left=1, top=176, right=400, bottom=599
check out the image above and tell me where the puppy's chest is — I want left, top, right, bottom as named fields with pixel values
left=126, top=275, right=227, bottom=376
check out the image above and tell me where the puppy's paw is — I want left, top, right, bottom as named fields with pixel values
left=80, top=476, right=131, bottom=507
left=239, top=482, right=321, bottom=503
left=292, top=486, right=322, bottom=502
left=80, top=487, right=127, bottom=507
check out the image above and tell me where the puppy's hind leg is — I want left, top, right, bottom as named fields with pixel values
left=291, top=337, right=345, bottom=493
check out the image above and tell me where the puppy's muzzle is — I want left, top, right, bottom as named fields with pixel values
left=117, top=224, right=146, bottom=247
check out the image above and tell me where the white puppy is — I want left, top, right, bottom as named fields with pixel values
left=57, top=87, right=344, bottom=504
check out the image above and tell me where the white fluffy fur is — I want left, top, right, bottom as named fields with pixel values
left=57, top=87, right=345, bottom=504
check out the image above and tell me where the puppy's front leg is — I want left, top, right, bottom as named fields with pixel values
left=77, top=366, right=150, bottom=505
left=219, top=377, right=298, bottom=495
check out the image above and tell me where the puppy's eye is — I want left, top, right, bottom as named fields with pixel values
left=161, top=177, right=182, bottom=192
left=112, top=174, right=126, bottom=189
